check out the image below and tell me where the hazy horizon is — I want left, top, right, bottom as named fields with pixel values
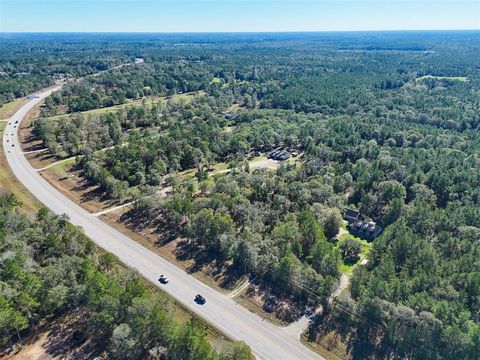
left=1, top=0, right=479, bottom=33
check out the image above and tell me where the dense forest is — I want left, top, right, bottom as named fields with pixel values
left=3, top=31, right=480, bottom=359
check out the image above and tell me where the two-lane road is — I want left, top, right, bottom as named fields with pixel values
left=3, top=87, right=324, bottom=360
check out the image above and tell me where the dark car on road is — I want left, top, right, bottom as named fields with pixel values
left=195, top=294, right=206, bottom=304
left=158, top=275, right=169, bottom=284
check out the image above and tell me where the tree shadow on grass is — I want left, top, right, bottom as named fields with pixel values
left=175, top=239, right=245, bottom=290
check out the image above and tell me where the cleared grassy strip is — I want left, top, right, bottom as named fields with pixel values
left=44, top=91, right=204, bottom=121
left=46, top=157, right=77, bottom=178
left=0, top=98, right=28, bottom=120
left=416, top=75, right=468, bottom=82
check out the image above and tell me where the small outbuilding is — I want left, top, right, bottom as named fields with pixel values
left=224, top=113, right=239, bottom=120
left=343, top=208, right=360, bottom=223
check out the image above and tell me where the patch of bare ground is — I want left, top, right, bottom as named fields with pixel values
left=225, top=103, right=245, bottom=113
left=100, top=207, right=246, bottom=293
left=1, top=313, right=104, bottom=360
left=249, top=157, right=280, bottom=171
left=235, top=282, right=306, bottom=326
left=38, top=164, right=125, bottom=214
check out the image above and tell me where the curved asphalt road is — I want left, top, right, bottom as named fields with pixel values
left=3, top=87, right=324, bottom=360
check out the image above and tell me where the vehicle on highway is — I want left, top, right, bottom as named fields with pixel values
left=15, top=120, right=19, bottom=124
left=195, top=294, right=206, bottom=304
left=11, top=144, right=15, bottom=147
left=158, top=275, right=169, bottom=284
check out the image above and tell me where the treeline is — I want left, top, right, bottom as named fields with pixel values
left=0, top=75, right=54, bottom=106
left=0, top=194, right=252, bottom=359
left=42, top=61, right=217, bottom=115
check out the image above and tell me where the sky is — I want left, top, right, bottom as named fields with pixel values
left=0, top=0, right=479, bottom=32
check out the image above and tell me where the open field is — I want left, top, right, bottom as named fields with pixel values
left=416, top=75, right=468, bottom=82
left=177, top=154, right=301, bottom=181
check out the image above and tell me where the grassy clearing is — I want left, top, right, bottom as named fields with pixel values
left=45, top=91, right=204, bottom=121
left=416, top=75, right=468, bottom=82
left=212, top=161, right=230, bottom=173
left=47, top=157, right=77, bottom=178
left=0, top=98, right=27, bottom=120
left=337, top=233, right=372, bottom=274
left=0, top=123, right=41, bottom=214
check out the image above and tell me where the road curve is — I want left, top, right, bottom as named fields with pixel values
left=3, top=87, right=324, bottom=360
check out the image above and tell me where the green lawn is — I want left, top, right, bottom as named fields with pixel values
left=48, top=157, right=77, bottom=178
left=337, top=233, right=372, bottom=274
left=416, top=75, right=468, bottom=82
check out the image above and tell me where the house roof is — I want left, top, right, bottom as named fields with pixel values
left=350, top=220, right=382, bottom=238
left=344, top=208, right=360, bottom=220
